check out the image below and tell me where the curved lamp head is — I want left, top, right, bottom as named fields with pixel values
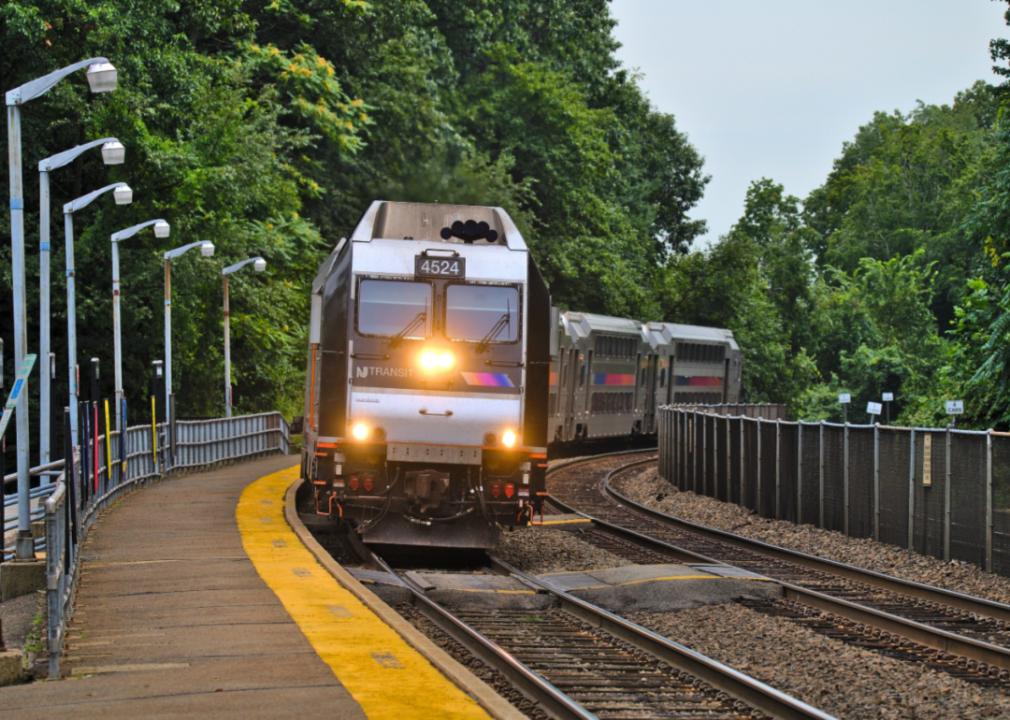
left=199, top=241, right=215, bottom=257
left=101, top=140, right=125, bottom=165
left=86, top=62, right=118, bottom=94
left=154, top=220, right=171, bottom=239
left=113, top=184, right=133, bottom=205
left=253, top=257, right=267, bottom=272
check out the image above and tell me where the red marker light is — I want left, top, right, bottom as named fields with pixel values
left=362, top=475, right=374, bottom=493
left=348, top=474, right=360, bottom=491
left=504, top=483, right=515, bottom=499
left=490, top=482, right=501, bottom=499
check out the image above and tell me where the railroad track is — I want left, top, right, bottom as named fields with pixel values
left=361, top=544, right=829, bottom=720
left=548, top=452, right=1010, bottom=684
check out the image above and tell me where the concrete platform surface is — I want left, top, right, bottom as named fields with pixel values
left=540, top=563, right=781, bottom=612
left=0, top=455, right=364, bottom=719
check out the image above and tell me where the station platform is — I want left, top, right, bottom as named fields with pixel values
left=0, top=456, right=507, bottom=719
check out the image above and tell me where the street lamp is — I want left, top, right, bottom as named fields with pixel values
left=6, top=56, right=118, bottom=560
left=163, top=240, right=215, bottom=441
left=110, top=220, right=171, bottom=433
left=63, top=183, right=133, bottom=466
left=38, top=136, right=125, bottom=466
left=221, top=257, right=266, bottom=417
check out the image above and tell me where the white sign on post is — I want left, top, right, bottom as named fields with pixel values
left=838, top=393, right=851, bottom=404
left=866, top=401, right=882, bottom=416
left=882, top=392, right=894, bottom=402
left=945, top=400, right=964, bottom=415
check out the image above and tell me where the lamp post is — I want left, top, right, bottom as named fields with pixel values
left=221, top=257, right=266, bottom=417
left=38, top=137, right=124, bottom=467
left=110, top=220, right=170, bottom=433
left=64, top=183, right=133, bottom=467
left=163, top=241, right=215, bottom=446
left=6, top=57, right=117, bottom=560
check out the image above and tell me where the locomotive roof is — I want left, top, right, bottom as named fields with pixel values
left=350, top=200, right=528, bottom=250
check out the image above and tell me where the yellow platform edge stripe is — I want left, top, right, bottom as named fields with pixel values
left=237, top=465, right=490, bottom=720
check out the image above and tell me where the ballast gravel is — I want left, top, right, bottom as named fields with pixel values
left=614, top=466, right=1010, bottom=605
left=495, top=526, right=629, bottom=574
left=632, top=602, right=1010, bottom=720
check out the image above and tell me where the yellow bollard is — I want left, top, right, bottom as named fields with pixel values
left=151, top=395, right=159, bottom=473
left=103, top=398, right=113, bottom=486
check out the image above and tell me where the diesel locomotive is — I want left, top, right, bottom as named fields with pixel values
left=301, top=200, right=741, bottom=550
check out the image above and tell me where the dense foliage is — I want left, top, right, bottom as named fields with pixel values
left=661, top=3, right=1010, bottom=429
left=4, top=1, right=1010, bottom=435
left=0, top=0, right=706, bottom=424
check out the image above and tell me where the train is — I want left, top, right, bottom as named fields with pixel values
left=300, top=200, right=741, bottom=549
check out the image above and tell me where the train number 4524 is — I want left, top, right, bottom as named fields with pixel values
left=415, top=255, right=466, bottom=278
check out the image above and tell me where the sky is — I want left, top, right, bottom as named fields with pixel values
left=610, top=0, right=1007, bottom=246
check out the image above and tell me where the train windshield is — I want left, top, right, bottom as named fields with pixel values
left=358, top=279, right=432, bottom=339
left=445, top=284, right=519, bottom=343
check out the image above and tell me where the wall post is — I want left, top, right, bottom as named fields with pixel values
left=774, top=419, right=781, bottom=519
left=843, top=421, right=850, bottom=535
left=818, top=421, right=825, bottom=528
left=873, top=423, right=880, bottom=541
left=908, top=429, right=916, bottom=551
left=756, top=418, right=763, bottom=515
left=944, top=427, right=951, bottom=561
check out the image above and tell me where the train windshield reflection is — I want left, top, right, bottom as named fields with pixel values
left=445, top=284, right=519, bottom=343
left=358, top=279, right=432, bottom=338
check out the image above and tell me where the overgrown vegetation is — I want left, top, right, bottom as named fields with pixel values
left=2, top=1, right=1010, bottom=431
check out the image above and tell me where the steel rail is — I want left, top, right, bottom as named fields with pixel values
left=602, top=459, right=1010, bottom=625
left=365, top=550, right=594, bottom=720
left=547, top=454, right=1010, bottom=673
left=487, top=554, right=833, bottom=720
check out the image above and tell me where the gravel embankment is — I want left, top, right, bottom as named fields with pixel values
left=632, top=603, right=1010, bottom=719
left=495, top=526, right=629, bottom=574
left=615, top=466, right=1010, bottom=605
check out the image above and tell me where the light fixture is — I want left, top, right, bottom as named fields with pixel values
left=199, top=241, right=215, bottom=257
left=501, top=429, right=518, bottom=449
left=253, top=257, right=267, bottom=272
left=419, top=347, right=454, bottom=373
left=351, top=421, right=371, bottom=442
left=101, top=140, right=125, bottom=165
left=86, top=62, right=118, bottom=93
left=112, top=184, right=133, bottom=205
left=154, top=220, right=170, bottom=238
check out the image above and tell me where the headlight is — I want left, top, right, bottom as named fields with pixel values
left=501, top=429, right=518, bottom=449
left=350, top=421, right=371, bottom=441
left=419, top=347, right=455, bottom=373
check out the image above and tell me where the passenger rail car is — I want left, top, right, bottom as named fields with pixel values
left=302, top=201, right=550, bottom=549
left=548, top=313, right=741, bottom=443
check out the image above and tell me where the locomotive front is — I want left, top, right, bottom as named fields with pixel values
left=303, top=201, right=550, bottom=548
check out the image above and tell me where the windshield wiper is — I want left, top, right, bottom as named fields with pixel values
left=389, top=311, right=426, bottom=346
left=477, top=298, right=512, bottom=353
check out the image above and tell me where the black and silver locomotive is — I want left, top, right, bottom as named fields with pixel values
left=301, top=201, right=551, bottom=549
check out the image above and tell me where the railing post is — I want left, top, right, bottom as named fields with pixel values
left=987, top=430, right=994, bottom=573
left=843, top=421, right=850, bottom=535
left=701, top=413, right=707, bottom=496
left=692, top=413, right=698, bottom=493
left=873, top=423, right=880, bottom=541
left=739, top=417, right=745, bottom=507
left=818, top=421, right=825, bottom=528
left=908, top=429, right=916, bottom=550
left=756, top=417, right=763, bottom=515
left=774, top=419, right=781, bottom=519
left=797, top=423, right=804, bottom=523
left=725, top=416, right=731, bottom=501
left=944, top=427, right=951, bottom=561
left=712, top=415, right=719, bottom=498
